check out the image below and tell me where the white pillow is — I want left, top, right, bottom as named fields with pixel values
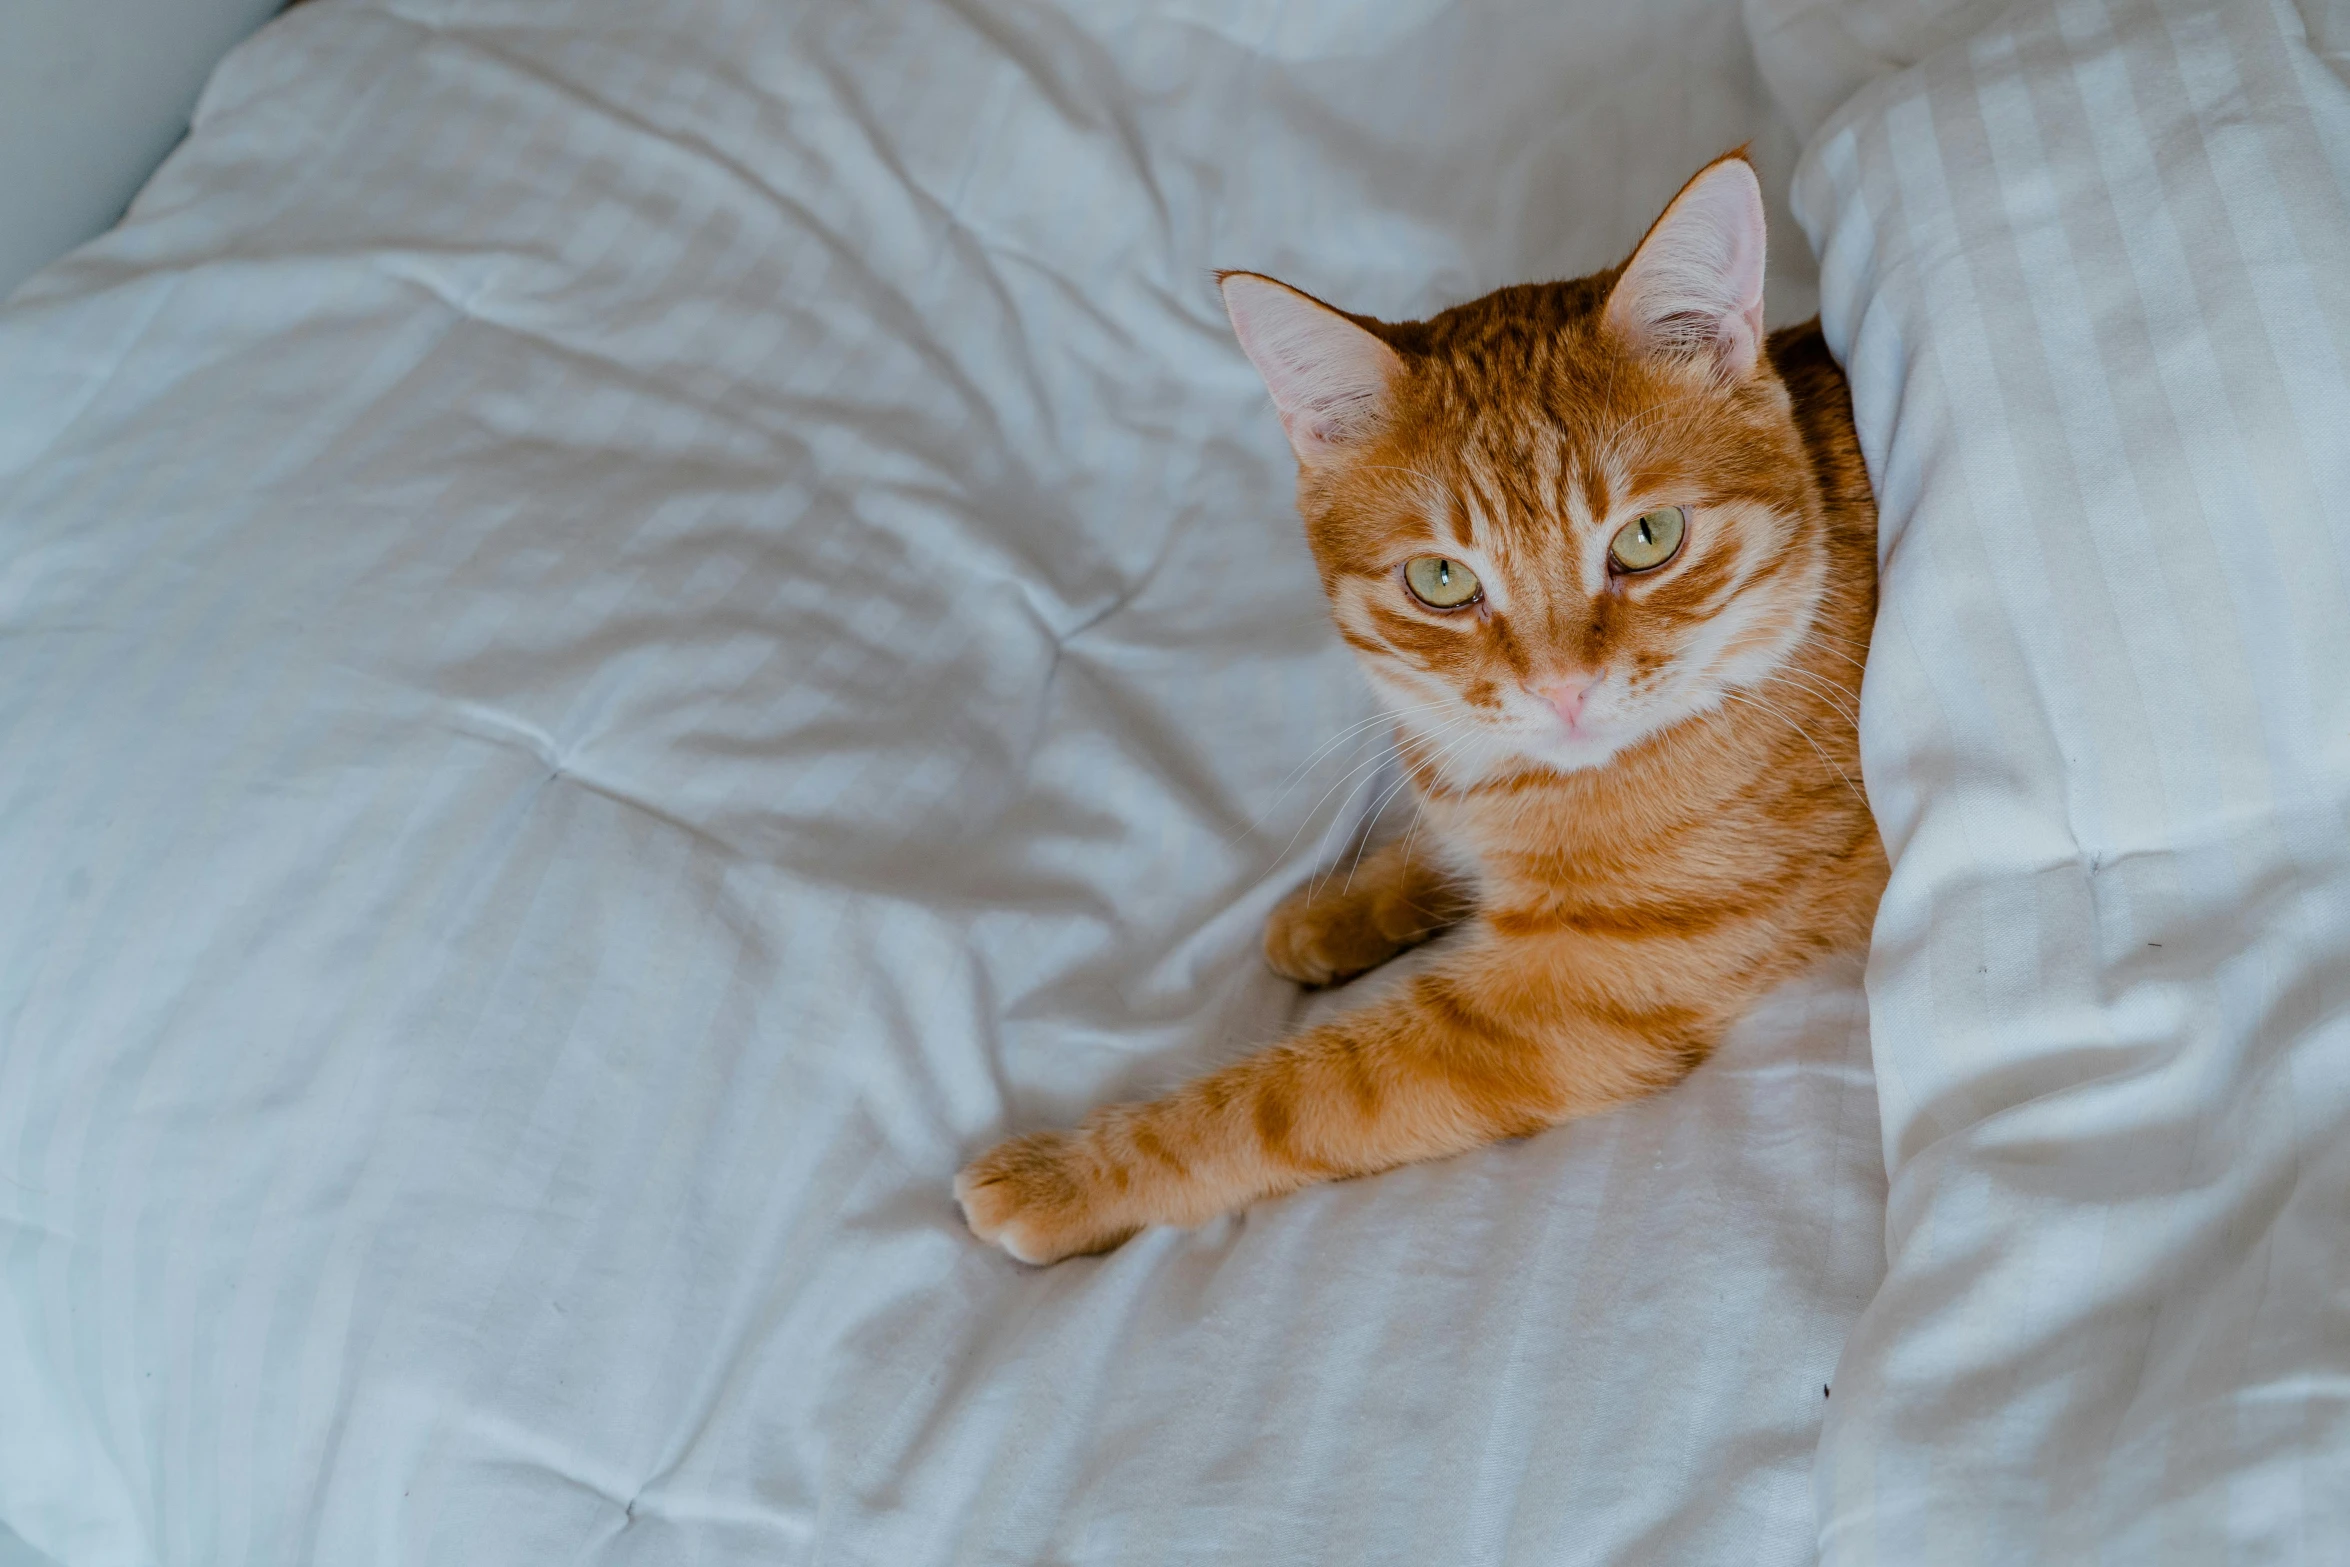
left=1741, top=0, right=2018, bottom=139
left=1796, top=0, right=2350, bottom=1556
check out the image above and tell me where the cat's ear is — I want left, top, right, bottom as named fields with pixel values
left=1603, top=154, right=1767, bottom=381
left=1219, top=272, right=1404, bottom=465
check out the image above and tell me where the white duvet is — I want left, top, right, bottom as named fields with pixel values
left=0, top=1, right=1884, bottom=1562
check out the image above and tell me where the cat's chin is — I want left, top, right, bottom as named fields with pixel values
left=1518, top=732, right=1637, bottom=777
left=1427, top=723, right=1643, bottom=785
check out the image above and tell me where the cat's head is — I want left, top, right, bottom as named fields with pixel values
left=1221, top=154, right=1828, bottom=785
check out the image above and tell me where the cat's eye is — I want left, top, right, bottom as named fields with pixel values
left=1608, top=506, right=1687, bottom=573
left=1403, top=555, right=1482, bottom=609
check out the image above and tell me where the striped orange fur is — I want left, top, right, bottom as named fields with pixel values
left=958, top=154, right=1884, bottom=1264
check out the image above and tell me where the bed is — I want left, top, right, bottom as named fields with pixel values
left=2, top=0, right=2344, bottom=1561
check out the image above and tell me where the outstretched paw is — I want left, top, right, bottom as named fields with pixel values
left=955, top=1130, right=1137, bottom=1265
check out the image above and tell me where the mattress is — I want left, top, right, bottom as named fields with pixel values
left=0, top=1, right=1887, bottom=1563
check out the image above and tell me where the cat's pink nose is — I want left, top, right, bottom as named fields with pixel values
left=1536, top=676, right=1592, bottom=727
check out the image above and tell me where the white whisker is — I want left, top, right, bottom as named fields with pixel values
left=1301, top=712, right=1482, bottom=897
left=1342, top=718, right=1484, bottom=891
left=1786, top=628, right=1870, bottom=677
left=1755, top=668, right=1860, bottom=730
left=1232, top=697, right=1456, bottom=847
left=1718, top=690, right=1865, bottom=805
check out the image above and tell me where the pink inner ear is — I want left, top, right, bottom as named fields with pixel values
left=1604, top=158, right=1768, bottom=378
left=1220, top=273, right=1402, bottom=459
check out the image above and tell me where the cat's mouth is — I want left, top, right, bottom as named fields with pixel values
left=1511, top=701, right=1638, bottom=772
left=1493, top=671, right=1701, bottom=774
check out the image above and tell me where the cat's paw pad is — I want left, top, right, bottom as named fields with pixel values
left=1263, top=881, right=1401, bottom=987
left=955, top=1131, right=1136, bottom=1265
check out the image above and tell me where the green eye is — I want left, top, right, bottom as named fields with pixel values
left=1608, top=506, right=1687, bottom=573
left=1403, top=556, right=1482, bottom=609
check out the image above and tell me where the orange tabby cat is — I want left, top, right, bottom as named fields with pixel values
left=958, top=153, right=1884, bottom=1264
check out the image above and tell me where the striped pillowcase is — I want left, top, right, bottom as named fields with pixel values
left=1794, top=0, right=2350, bottom=1556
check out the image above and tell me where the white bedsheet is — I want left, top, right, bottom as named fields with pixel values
left=0, top=2, right=1887, bottom=1562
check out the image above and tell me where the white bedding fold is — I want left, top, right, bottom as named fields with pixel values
left=1798, top=0, right=2350, bottom=1556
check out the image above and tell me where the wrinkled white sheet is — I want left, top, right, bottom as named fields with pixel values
left=1742, top=0, right=2018, bottom=140
left=0, top=2, right=1886, bottom=1562
left=1798, top=0, right=2350, bottom=1557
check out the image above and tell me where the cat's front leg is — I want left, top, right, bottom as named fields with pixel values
left=1261, top=836, right=1471, bottom=987
left=955, top=929, right=1716, bottom=1264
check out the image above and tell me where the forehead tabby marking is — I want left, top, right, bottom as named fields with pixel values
left=1284, top=285, right=1826, bottom=784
